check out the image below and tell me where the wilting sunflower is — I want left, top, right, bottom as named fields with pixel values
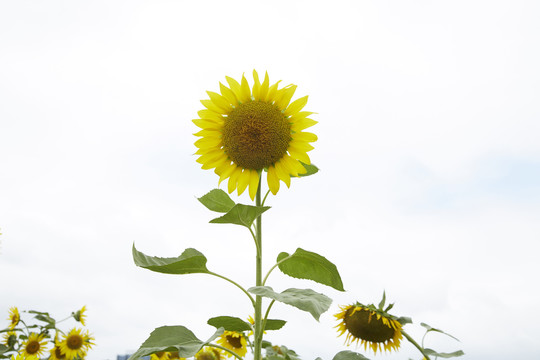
left=335, top=303, right=403, bottom=354
left=21, top=332, right=48, bottom=359
left=59, top=328, right=94, bottom=360
left=73, top=306, right=87, bottom=326
left=7, top=307, right=20, bottom=330
left=194, top=70, right=317, bottom=200
left=195, top=347, right=222, bottom=360
left=216, top=331, right=247, bottom=358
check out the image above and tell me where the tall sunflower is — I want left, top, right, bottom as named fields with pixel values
left=216, top=331, right=247, bottom=358
left=21, top=332, right=48, bottom=359
left=335, top=303, right=403, bottom=354
left=194, top=70, right=317, bottom=200
left=59, top=328, right=94, bottom=360
left=7, top=307, right=20, bottom=330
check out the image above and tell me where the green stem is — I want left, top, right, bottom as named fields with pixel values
left=254, top=176, right=263, bottom=360
left=402, top=330, right=431, bottom=360
left=262, top=254, right=293, bottom=286
left=261, top=189, right=271, bottom=207
left=207, top=271, right=255, bottom=307
left=209, top=343, right=244, bottom=360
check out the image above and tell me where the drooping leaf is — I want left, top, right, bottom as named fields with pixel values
left=210, top=204, right=270, bottom=228
left=396, top=316, right=413, bottom=325
left=248, top=286, right=332, bottom=321
left=423, top=348, right=465, bottom=358
left=207, top=316, right=251, bottom=332
left=28, top=311, right=55, bottom=325
left=132, top=244, right=210, bottom=275
left=298, top=162, right=319, bottom=177
left=198, top=189, right=236, bottom=213
left=277, top=248, right=344, bottom=291
left=420, top=323, right=460, bottom=341
left=332, top=350, right=371, bottom=360
left=128, top=326, right=223, bottom=360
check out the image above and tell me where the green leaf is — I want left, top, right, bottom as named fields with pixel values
left=332, top=350, right=371, bottom=360
left=396, top=316, right=413, bottom=325
left=298, top=162, right=319, bottom=177
left=424, top=348, right=465, bottom=358
left=248, top=286, right=332, bottom=321
left=132, top=244, right=210, bottom=275
left=198, top=189, right=235, bottom=213
left=264, top=319, right=286, bottom=331
left=207, top=316, right=251, bottom=332
left=128, top=326, right=223, bottom=360
left=210, top=204, right=270, bottom=228
left=377, top=291, right=386, bottom=310
left=421, top=323, right=460, bottom=341
left=28, top=310, right=56, bottom=325
left=277, top=248, right=344, bottom=291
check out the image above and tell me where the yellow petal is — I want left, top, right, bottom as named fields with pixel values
left=226, top=76, right=242, bottom=99
left=259, top=72, right=270, bottom=100
left=237, top=169, right=250, bottom=195
left=197, top=109, right=224, bottom=122
left=201, top=154, right=228, bottom=170
left=192, top=119, right=222, bottom=130
left=265, top=80, right=281, bottom=102
left=288, top=145, right=312, bottom=164
left=219, top=82, right=238, bottom=106
left=282, top=155, right=306, bottom=176
left=200, top=99, right=225, bottom=114
left=289, top=141, right=314, bottom=152
left=206, top=91, right=232, bottom=112
left=217, top=162, right=236, bottom=184
left=267, top=166, right=280, bottom=195
left=196, top=149, right=223, bottom=164
left=193, top=129, right=221, bottom=137
left=291, top=117, right=318, bottom=131
left=274, top=160, right=291, bottom=187
left=194, top=137, right=221, bottom=149
left=239, top=74, right=251, bottom=102
left=228, top=167, right=243, bottom=194
left=275, top=84, right=297, bottom=110
left=292, top=131, right=318, bottom=142
left=248, top=169, right=260, bottom=200
left=285, top=95, right=308, bottom=116
left=252, top=70, right=261, bottom=100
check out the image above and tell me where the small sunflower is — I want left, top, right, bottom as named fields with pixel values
left=194, top=70, right=317, bottom=200
left=216, top=331, right=247, bottom=358
left=2, top=331, right=16, bottom=347
left=59, top=328, right=94, bottom=360
left=73, top=306, right=87, bottom=326
left=195, top=347, right=223, bottom=360
left=7, top=307, right=20, bottom=330
left=335, top=303, right=403, bottom=354
left=21, top=332, right=48, bottom=359
left=49, top=342, right=67, bottom=360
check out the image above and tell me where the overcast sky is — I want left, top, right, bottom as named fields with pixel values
left=1, top=1, right=539, bottom=359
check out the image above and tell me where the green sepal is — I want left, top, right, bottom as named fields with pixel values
left=128, top=326, right=223, bottom=360
left=132, top=244, right=210, bottom=275
left=277, top=248, right=344, bottom=291
left=420, top=323, right=460, bottom=341
left=198, top=189, right=235, bottom=213
left=332, top=350, right=371, bottom=360
left=298, top=162, right=319, bottom=177
left=210, top=204, right=270, bottom=228
left=423, top=349, right=465, bottom=358
left=248, top=286, right=332, bottom=321
left=207, top=316, right=251, bottom=332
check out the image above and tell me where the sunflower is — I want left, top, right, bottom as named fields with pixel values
left=216, top=331, right=247, bottom=358
left=49, top=342, right=67, bottom=360
left=59, top=328, right=94, bottom=360
left=7, top=307, right=20, bottom=330
left=335, top=303, right=403, bottom=354
left=2, top=331, right=16, bottom=347
left=150, top=352, right=170, bottom=360
left=195, top=347, right=223, bottom=360
left=194, top=70, right=317, bottom=200
left=21, top=332, right=48, bottom=359
left=73, top=306, right=87, bottom=326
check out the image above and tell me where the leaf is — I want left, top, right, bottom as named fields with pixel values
left=128, top=326, right=223, bottom=360
left=421, top=323, right=460, bottom=341
left=423, top=348, right=465, bottom=358
left=207, top=316, right=251, bottom=332
left=298, top=162, right=319, bottom=177
left=396, top=316, right=413, bottom=325
left=277, top=248, right=344, bottom=291
left=210, top=204, right=270, bottom=228
left=377, top=291, right=386, bottom=310
left=28, top=311, right=55, bottom=325
left=248, top=286, right=332, bottom=321
left=264, top=319, right=286, bottom=331
left=132, top=244, right=210, bottom=275
left=332, top=350, right=371, bottom=360
left=198, top=189, right=235, bottom=213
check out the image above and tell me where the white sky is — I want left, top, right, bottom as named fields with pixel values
left=1, top=1, right=539, bottom=359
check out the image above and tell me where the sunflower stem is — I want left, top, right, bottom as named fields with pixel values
left=207, top=271, right=255, bottom=306
left=262, top=254, right=293, bottom=286
left=209, top=343, right=244, bottom=360
left=254, top=176, right=263, bottom=360
left=402, top=330, right=431, bottom=360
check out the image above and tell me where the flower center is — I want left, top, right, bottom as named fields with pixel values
left=226, top=334, right=243, bottom=349
left=67, top=335, right=83, bottom=350
left=344, top=308, right=395, bottom=343
left=222, top=101, right=291, bottom=170
left=26, top=340, right=40, bottom=354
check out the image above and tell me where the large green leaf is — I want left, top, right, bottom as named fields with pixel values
left=298, top=162, right=319, bottom=177
left=264, top=319, right=286, bottom=331
left=333, top=351, right=370, bottom=360
left=277, top=248, right=344, bottom=291
left=128, top=326, right=223, bottom=360
left=207, top=316, right=251, bottom=332
left=198, top=189, right=236, bottom=213
left=210, top=204, right=270, bottom=228
left=248, top=286, right=331, bottom=321
left=132, top=244, right=209, bottom=275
